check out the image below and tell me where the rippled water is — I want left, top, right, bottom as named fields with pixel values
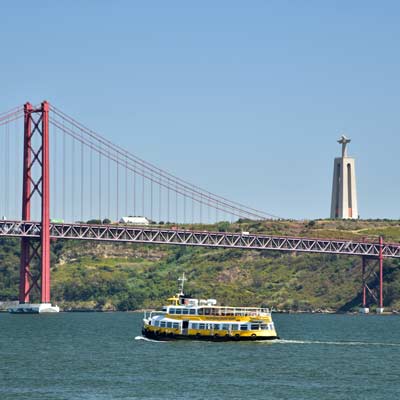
left=0, top=312, right=399, bottom=399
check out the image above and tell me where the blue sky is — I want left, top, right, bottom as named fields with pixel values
left=1, top=1, right=400, bottom=219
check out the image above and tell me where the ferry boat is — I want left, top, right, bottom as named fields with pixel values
left=142, top=274, right=278, bottom=341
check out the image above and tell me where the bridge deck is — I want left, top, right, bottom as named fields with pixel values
left=1, top=220, right=400, bottom=258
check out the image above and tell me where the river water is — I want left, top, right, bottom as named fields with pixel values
left=0, top=312, right=399, bottom=399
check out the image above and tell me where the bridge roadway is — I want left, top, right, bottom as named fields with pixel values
left=1, top=220, right=400, bottom=258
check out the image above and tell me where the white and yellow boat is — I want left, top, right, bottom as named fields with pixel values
left=142, top=274, right=278, bottom=341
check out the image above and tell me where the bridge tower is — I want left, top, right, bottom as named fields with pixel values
left=330, top=135, right=359, bottom=219
left=13, top=101, right=59, bottom=313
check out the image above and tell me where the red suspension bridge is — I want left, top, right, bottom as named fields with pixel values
left=0, top=101, right=398, bottom=312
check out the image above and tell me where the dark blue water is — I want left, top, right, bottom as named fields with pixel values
left=1, top=312, right=399, bottom=399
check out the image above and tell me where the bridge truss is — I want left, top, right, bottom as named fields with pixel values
left=1, top=220, right=400, bottom=258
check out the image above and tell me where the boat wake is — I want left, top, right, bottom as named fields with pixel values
left=275, top=339, right=400, bottom=347
left=134, top=335, right=165, bottom=343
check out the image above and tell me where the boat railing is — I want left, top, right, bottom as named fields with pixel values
left=198, top=306, right=270, bottom=317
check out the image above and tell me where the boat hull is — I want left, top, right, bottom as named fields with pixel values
left=142, top=328, right=279, bottom=342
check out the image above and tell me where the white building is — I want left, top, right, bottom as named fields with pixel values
left=119, top=216, right=150, bottom=225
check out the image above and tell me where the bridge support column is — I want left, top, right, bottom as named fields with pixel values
left=376, top=236, right=384, bottom=314
left=359, top=238, right=384, bottom=315
left=359, top=257, right=369, bottom=314
left=11, top=101, right=59, bottom=314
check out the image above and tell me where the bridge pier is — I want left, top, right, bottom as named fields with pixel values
left=359, top=237, right=384, bottom=314
left=359, top=257, right=369, bottom=314
left=376, top=236, right=385, bottom=313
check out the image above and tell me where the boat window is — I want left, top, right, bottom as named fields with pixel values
left=231, top=324, right=239, bottom=331
left=251, top=324, right=260, bottom=330
left=204, top=308, right=211, bottom=315
left=240, top=324, right=248, bottom=331
left=166, top=322, right=173, bottom=328
left=199, top=323, right=206, bottom=330
left=222, top=324, right=229, bottom=330
left=182, top=309, right=189, bottom=315
left=214, top=324, right=220, bottom=330
left=191, top=323, right=199, bottom=329
left=261, top=324, right=268, bottom=330
left=175, top=308, right=182, bottom=314
left=169, top=308, right=176, bottom=314
left=160, top=321, right=166, bottom=327
left=172, top=323, right=179, bottom=329
left=189, top=309, right=196, bottom=315
left=198, top=308, right=204, bottom=315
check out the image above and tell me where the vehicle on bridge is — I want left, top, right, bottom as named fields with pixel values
left=119, top=216, right=150, bottom=225
left=142, top=274, right=278, bottom=341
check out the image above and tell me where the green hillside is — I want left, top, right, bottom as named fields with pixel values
left=1, top=219, right=400, bottom=312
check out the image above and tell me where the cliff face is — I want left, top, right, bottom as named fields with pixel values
left=1, top=219, right=400, bottom=311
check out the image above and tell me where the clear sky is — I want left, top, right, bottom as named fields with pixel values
left=1, top=1, right=400, bottom=219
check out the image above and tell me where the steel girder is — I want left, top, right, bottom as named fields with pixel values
left=1, top=220, right=400, bottom=258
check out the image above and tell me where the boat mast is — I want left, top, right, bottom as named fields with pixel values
left=178, top=273, right=186, bottom=296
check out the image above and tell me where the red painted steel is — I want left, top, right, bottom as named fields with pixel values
left=362, top=257, right=366, bottom=308
left=41, top=101, right=51, bottom=303
left=19, top=103, right=33, bottom=303
left=18, top=101, right=51, bottom=304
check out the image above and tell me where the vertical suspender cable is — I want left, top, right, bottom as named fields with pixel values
left=2, top=122, right=4, bottom=217
left=1, top=123, right=5, bottom=218
left=15, top=118, right=20, bottom=219
left=53, top=121, right=57, bottom=218
left=107, top=151, right=110, bottom=220
left=167, top=178, right=170, bottom=223
left=116, top=157, right=119, bottom=221
left=63, top=122, right=66, bottom=221
left=133, top=168, right=136, bottom=216
left=159, top=180, right=161, bottom=224
left=125, top=156, right=128, bottom=217
left=99, top=150, right=102, bottom=220
left=200, top=194, right=202, bottom=223
left=89, top=145, right=93, bottom=220
left=142, top=173, right=145, bottom=217
left=5, top=122, right=9, bottom=218
left=183, top=192, right=186, bottom=224
left=192, top=195, right=194, bottom=225
left=175, top=183, right=178, bottom=224
left=0, top=124, right=2, bottom=217
left=81, top=132, right=84, bottom=222
left=71, top=134, right=75, bottom=222
left=150, top=173, right=153, bottom=222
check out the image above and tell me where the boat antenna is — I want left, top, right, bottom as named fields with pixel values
left=178, top=273, right=186, bottom=296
